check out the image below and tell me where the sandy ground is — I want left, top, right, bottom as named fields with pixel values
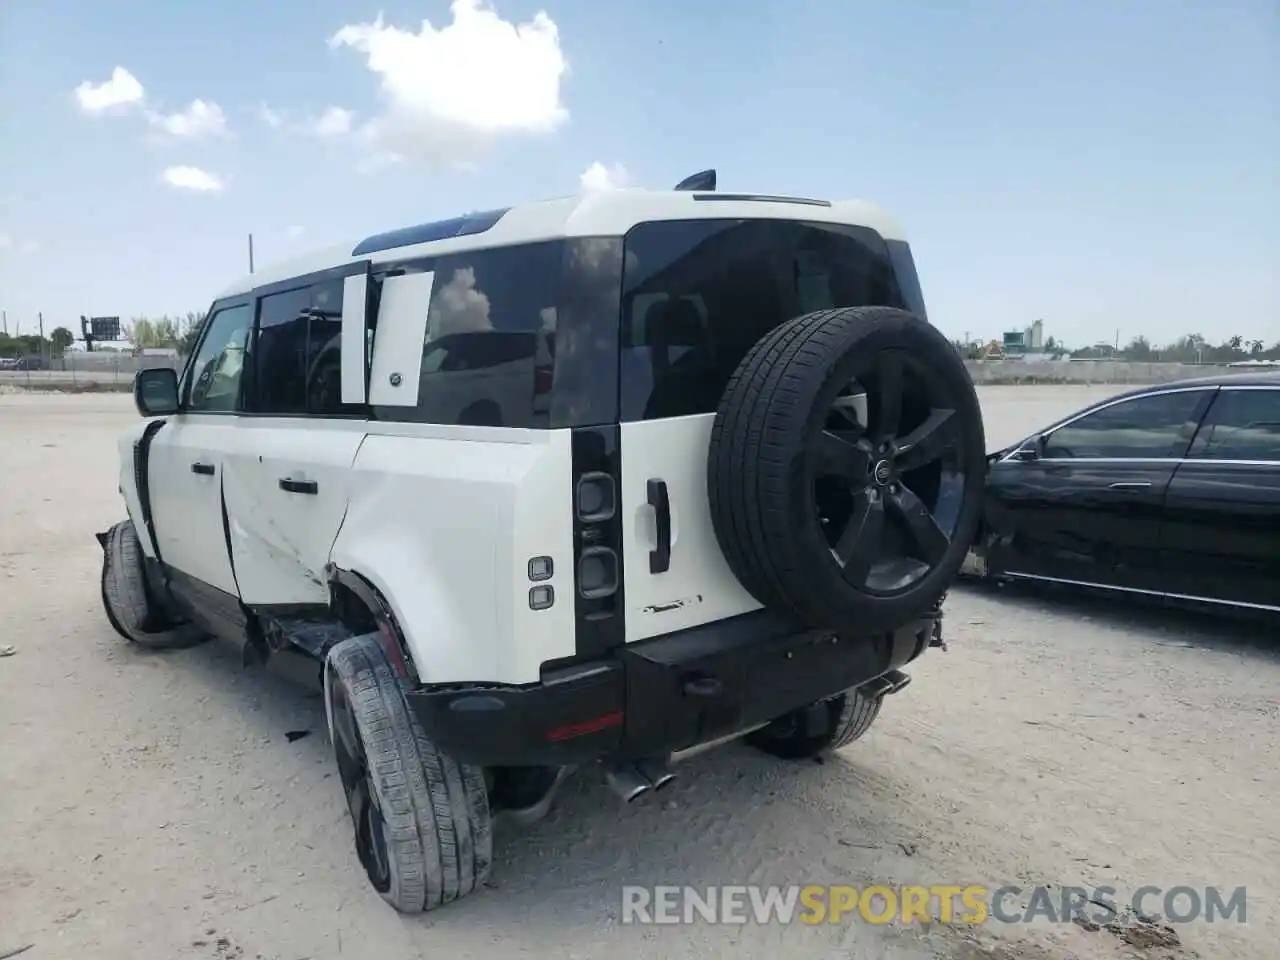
left=1, top=387, right=1276, bottom=960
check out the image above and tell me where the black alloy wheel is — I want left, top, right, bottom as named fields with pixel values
left=810, top=347, right=970, bottom=595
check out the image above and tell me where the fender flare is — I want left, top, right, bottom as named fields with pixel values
left=328, top=566, right=416, bottom=682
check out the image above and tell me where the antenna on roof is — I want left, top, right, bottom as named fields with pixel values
left=674, top=168, right=716, bottom=191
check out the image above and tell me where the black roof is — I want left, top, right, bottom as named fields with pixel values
left=1132, top=369, right=1280, bottom=391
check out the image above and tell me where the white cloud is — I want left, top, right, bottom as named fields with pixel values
left=311, top=106, right=355, bottom=137
left=148, top=99, right=229, bottom=139
left=258, top=103, right=287, bottom=128
left=286, top=225, right=305, bottom=240
left=328, top=0, right=569, bottom=167
left=0, top=234, right=11, bottom=249
left=159, top=166, right=226, bottom=193
left=20, top=239, right=40, bottom=254
left=580, top=161, right=630, bottom=192
left=74, top=66, right=145, bottom=114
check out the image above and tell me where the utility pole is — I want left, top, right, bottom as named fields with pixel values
left=1, top=309, right=6, bottom=335
left=38, top=311, right=44, bottom=363
left=248, top=233, right=255, bottom=274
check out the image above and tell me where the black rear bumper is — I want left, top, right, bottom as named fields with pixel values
left=404, top=605, right=942, bottom=768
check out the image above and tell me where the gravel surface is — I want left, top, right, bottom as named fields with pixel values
left=1, top=388, right=1276, bottom=960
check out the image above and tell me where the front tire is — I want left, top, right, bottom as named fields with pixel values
left=745, top=688, right=882, bottom=760
left=99, top=519, right=203, bottom=649
left=324, top=633, right=492, bottom=913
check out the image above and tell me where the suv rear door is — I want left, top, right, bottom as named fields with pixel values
left=616, top=217, right=916, bottom=642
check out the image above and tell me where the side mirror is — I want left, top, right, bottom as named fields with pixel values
left=1011, top=435, right=1045, bottom=462
left=134, top=367, right=180, bottom=418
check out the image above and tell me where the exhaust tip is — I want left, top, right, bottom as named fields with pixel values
left=605, top=764, right=652, bottom=803
left=636, top=759, right=676, bottom=791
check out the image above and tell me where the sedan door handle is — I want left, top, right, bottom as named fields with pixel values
left=191, top=462, right=216, bottom=476
left=1108, top=481, right=1152, bottom=490
left=279, top=477, right=319, bottom=495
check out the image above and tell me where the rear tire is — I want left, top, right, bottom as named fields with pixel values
left=745, top=689, right=882, bottom=760
left=324, top=633, right=492, bottom=913
left=99, top=519, right=204, bottom=649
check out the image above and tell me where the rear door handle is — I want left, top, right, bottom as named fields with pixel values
left=647, top=478, right=671, bottom=574
left=279, top=477, right=319, bottom=495
left=191, top=462, right=215, bottom=476
left=1108, top=481, right=1152, bottom=490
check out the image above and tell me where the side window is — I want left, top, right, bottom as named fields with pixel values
left=184, top=304, right=252, bottom=413
left=1190, top=390, right=1280, bottom=462
left=381, top=242, right=560, bottom=428
left=252, top=287, right=312, bottom=415
left=1042, top=391, right=1207, bottom=459
left=619, top=219, right=904, bottom=421
left=250, top=278, right=356, bottom=416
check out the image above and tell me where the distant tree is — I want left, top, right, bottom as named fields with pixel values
left=1249, top=339, right=1265, bottom=356
left=1124, top=335, right=1153, bottom=361
left=50, top=327, right=74, bottom=355
left=1228, top=335, right=1243, bottom=352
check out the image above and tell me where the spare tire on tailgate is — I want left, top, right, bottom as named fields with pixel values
left=707, top=306, right=985, bottom=634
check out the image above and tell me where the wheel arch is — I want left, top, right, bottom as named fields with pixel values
left=327, top=566, right=418, bottom=682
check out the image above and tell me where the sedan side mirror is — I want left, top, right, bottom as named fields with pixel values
left=1011, top=436, right=1044, bottom=462
left=134, top=367, right=180, bottom=418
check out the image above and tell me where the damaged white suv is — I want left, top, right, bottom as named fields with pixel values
left=100, top=170, right=986, bottom=913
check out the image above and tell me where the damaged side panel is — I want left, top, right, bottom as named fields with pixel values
left=219, top=419, right=368, bottom=608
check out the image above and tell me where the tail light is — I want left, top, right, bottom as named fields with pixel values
left=569, top=428, right=626, bottom=657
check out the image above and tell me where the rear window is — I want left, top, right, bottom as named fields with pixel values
left=619, top=219, right=909, bottom=421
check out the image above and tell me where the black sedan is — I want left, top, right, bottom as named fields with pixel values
left=962, top=371, right=1280, bottom=617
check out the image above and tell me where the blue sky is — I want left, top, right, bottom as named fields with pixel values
left=0, top=0, right=1275, bottom=348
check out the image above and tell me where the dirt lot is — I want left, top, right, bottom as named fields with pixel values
left=1, top=387, right=1276, bottom=960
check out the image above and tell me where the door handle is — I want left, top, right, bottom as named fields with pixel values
left=191, top=462, right=216, bottom=476
left=279, top=477, right=319, bottom=495
left=647, top=478, right=671, bottom=574
left=1108, top=481, right=1152, bottom=490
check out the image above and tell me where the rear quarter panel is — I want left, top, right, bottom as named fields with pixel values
left=329, top=423, right=576, bottom=685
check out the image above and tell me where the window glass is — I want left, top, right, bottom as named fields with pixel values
left=252, top=287, right=311, bottom=415
left=619, top=219, right=905, bottom=421
left=185, top=304, right=251, bottom=412
left=380, top=241, right=561, bottom=428
left=1191, top=390, right=1280, bottom=461
left=1042, top=390, right=1207, bottom=459
left=251, top=279, right=355, bottom=416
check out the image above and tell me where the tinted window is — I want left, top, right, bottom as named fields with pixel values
left=619, top=219, right=905, bottom=421
left=1191, top=389, right=1280, bottom=461
left=252, top=287, right=311, bottom=415
left=1043, top=391, right=1207, bottom=459
left=184, top=304, right=251, bottom=413
left=250, top=278, right=356, bottom=416
left=381, top=241, right=560, bottom=428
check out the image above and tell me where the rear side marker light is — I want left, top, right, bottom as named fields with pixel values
left=528, top=556, right=553, bottom=581
left=576, top=472, right=616, bottom=522
left=578, top=547, right=619, bottom=599
left=529, top=585, right=555, bottom=610
left=545, top=711, right=624, bottom=742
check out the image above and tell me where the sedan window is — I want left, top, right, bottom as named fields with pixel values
left=1042, top=390, right=1207, bottom=459
left=1190, top=389, right=1280, bottom=462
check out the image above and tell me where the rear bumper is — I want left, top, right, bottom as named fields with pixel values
left=404, top=604, right=943, bottom=768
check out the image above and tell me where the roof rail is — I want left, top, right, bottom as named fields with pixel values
left=674, top=169, right=716, bottom=191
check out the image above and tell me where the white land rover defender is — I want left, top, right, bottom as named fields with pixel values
left=99, top=170, right=986, bottom=914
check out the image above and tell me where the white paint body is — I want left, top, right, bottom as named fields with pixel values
left=118, top=187, right=914, bottom=684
